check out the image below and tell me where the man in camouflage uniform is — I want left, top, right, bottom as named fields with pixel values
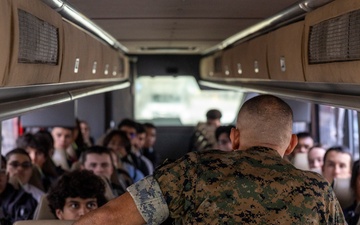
left=74, top=95, right=345, bottom=225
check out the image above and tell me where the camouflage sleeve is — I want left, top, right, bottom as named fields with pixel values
left=328, top=188, right=347, bottom=224
left=153, top=153, right=199, bottom=218
left=126, top=175, right=169, bottom=224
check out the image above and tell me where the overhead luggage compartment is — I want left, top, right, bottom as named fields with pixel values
left=267, top=21, right=305, bottom=82
left=304, top=0, right=360, bottom=83
left=243, top=35, right=269, bottom=79
left=7, top=0, right=63, bottom=86
left=199, top=55, right=214, bottom=79
left=232, top=43, right=248, bottom=79
left=60, top=20, right=95, bottom=82
left=0, top=0, right=11, bottom=86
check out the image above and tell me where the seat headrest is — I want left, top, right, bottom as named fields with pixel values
left=292, top=152, right=310, bottom=171
left=333, top=177, right=353, bottom=209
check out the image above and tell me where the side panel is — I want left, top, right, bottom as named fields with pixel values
left=304, top=0, right=360, bottom=83
left=242, top=35, right=269, bottom=79
left=7, top=0, right=63, bottom=86
left=268, top=21, right=305, bottom=81
left=0, top=0, right=11, bottom=86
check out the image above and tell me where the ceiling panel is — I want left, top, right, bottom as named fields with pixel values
left=67, top=0, right=301, bottom=54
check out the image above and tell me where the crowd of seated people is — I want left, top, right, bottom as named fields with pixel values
left=0, top=118, right=160, bottom=223
left=3, top=115, right=360, bottom=224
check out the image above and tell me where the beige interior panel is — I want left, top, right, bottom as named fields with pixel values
left=7, top=0, right=63, bottom=86
left=304, top=0, right=360, bottom=83
left=200, top=55, right=214, bottom=79
left=0, top=0, right=11, bottom=86
left=60, top=21, right=89, bottom=82
left=232, top=43, right=248, bottom=79
left=212, top=52, right=223, bottom=78
left=242, top=35, right=269, bottom=79
left=123, top=56, right=130, bottom=80
left=100, top=45, right=114, bottom=78
left=85, top=34, right=103, bottom=80
left=268, top=21, right=305, bottom=81
left=221, top=48, right=234, bottom=78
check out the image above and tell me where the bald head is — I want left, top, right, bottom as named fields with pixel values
left=235, top=95, right=294, bottom=154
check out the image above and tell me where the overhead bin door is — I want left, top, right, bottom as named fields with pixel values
left=304, top=0, right=360, bottom=83
left=61, top=20, right=92, bottom=82
left=268, top=21, right=305, bottom=81
left=7, top=0, right=63, bottom=86
left=242, top=35, right=269, bottom=79
left=232, top=43, right=247, bottom=79
left=200, top=55, right=214, bottom=79
left=221, top=48, right=235, bottom=78
left=0, top=0, right=11, bottom=86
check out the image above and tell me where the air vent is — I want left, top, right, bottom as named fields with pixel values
left=308, top=9, right=360, bottom=64
left=18, top=9, right=59, bottom=65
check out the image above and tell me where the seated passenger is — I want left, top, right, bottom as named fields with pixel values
left=0, top=155, right=37, bottom=224
left=80, top=120, right=95, bottom=147
left=215, top=125, right=235, bottom=152
left=109, top=150, right=133, bottom=189
left=142, top=123, right=160, bottom=167
left=16, top=132, right=59, bottom=192
left=74, top=95, right=345, bottom=225
left=47, top=170, right=107, bottom=220
left=103, top=130, right=144, bottom=182
left=344, top=160, right=360, bottom=225
left=307, top=144, right=327, bottom=171
left=5, top=148, right=45, bottom=203
left=80, top=146, right=125, bottom=196
left=322, top=145, right=352, bottom=184
left=51, top=126, right=77, bottom=171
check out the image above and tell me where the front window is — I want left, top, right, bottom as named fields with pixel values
left=135, top=76, right=243, bottom=126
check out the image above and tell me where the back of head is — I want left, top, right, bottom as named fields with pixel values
left=206, top=109, right=222, bottom=120
left=237, top=95, right=293, bottom=149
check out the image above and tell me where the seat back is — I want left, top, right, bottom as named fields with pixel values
left=292, top=152, right=310, bottom=171
left=333, top=177, right=353, bottom=209
left=33, top=194, right=56, bottom=220
left=14, top=220, right=73, bottom=225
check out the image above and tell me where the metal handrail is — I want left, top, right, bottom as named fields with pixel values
left=202, top=0, right=334, bottom=55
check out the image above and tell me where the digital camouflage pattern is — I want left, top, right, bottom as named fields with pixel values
left=153, top=146, right=346, bottom=224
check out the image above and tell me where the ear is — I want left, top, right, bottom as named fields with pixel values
left=230, top=128, right=240, bottom=150
left=284, top=134, right=298, bottom=156
left=55, top=209, right=64, bottom=220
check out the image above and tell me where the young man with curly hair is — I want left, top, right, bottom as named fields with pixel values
left=47, top=170, right=107, bottom=220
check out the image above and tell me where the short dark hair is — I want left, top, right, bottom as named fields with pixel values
left=117, top=119, right=137, bottom=130
left=16, top=133, right=50, bottom=158
left=135, top=123, right=145, bottom=134
left=47, top=170, right=107, bottom=216
left=351, top=160, right=360, bottom=192
left=206, top=109, right=222, bottom=120
left=5, top=148, right=31, bottom=163
left=323, top=146, right=352, bottom=165
left=296, top=132, right=313, bottom=140
left=1, top=155, right=6, bottom=169
left=215, top=125, right=235, bottom=141
left=143, top=123, right=156, bottom=130
left=80, top=146, right=113, bottom=165
left=102, top=130, right=131, bottom=154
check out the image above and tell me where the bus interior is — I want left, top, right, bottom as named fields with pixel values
left=2, top=0, right=360, bottom=223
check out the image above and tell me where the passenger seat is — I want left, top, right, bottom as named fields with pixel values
left=333, top=177, right=354, bottom=209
